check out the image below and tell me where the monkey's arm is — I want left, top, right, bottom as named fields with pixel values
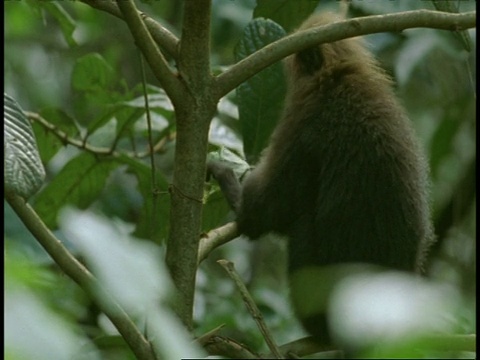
left=207, top=160, right=242, bottom=213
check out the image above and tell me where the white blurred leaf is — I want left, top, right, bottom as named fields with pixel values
left=5, top=290, right=100, bottom=360
left=59, top=208, right=206, bottom=358
left=59, top=208, right=171, bottom=314
left=329, top=270, right=460, bottom=350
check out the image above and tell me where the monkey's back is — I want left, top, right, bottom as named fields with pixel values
left=237, top=13, right=434, bottom=347
left=275, top=43, right=432, bottom=273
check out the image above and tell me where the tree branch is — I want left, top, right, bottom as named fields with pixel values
left=5, top=192, right=155, bottom=360
left=79, top=0, right=179, bottom=58
left=214, top=10, right=476, bottom=99
left=218, top=259, right=284, bottom=359
left=166, top=0, right=215, bottom=330
left=116, top=0, right=185, bottom=107
left=198, top=222, right=239, bottom=265
left=178, top=0, right=213, bottom=89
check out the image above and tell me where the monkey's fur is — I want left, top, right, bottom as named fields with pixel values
left=209, top=13, right=434, bottom=350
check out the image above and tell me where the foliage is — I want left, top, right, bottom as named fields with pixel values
left=4, top=0, right=476, bottom=359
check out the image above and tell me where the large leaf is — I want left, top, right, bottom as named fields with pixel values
left=4, top=93, right=46, bottom=198
left=234, top=18, right=287, bottom=163
left=253, top=0, right=320, bottom=32
left=33, top=152, right=119, bottom=228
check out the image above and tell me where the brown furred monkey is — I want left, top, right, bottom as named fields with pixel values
left=208, top=12, right=434, bottom=353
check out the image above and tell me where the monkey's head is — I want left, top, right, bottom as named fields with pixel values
left=285, top=12, right=378, bottom=80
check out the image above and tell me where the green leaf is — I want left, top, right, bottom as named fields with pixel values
left=234, top=18, right=287, bottom=163
left=4, top=93, right=46, bottom=199
left=72, top=53, right=116, bottom=93
left=253, top=0, right=319, bottom=32
left=33, top=153, right=119, bottom=228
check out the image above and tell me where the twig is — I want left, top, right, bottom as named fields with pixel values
left=26, top=111, right=171, bottom=158
left=198, top=222, right=239, bottom=264
left=199, top=333, right=259, bottom=359
left=217, top=259, right=284, bottom=359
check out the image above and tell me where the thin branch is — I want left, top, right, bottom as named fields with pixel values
left=199, top=333, right=259, bottom=359
left=5, top=192, right=155, bottom=360
left=214, top=10, right=476, bottom=99
left=198, top=222, right=239, bottom=265
left=27, top=111, right=114, bottom=155
left=26, top=111, right=171, bottom=159
left=79, top=0, right=179, bottom=58
left=116, top=0, right=185, bottom=107
left=218, top=259, right=284, bottom=359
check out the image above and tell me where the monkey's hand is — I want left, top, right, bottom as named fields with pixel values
left=207, top=160, right=241, bottom=213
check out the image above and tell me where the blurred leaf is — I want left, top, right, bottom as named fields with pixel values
left=59, top=208, right=206, bottom=358
left=32, top=108, right=80, bottom=163
left=330, top=270, right=462, bottom=355
left=33, top=152, right=119, bottom=228
left=5, top=289, right=100, bottom=360
left=429, top=116, right=462, bottom=180
left=234, top=18, right=287, bottom=163
left=60, top=208, right=172, bottom=312
left=253, top=0, right=319, bottom=32
left=4, top=93, right=46, bottom=199
left=395, top=31, right=439, bottom=86
left=72, top=53, right=116, bottom=93
left=38, top=2, right=77, bottom=48
left=5, top=252, right=99, bottom=360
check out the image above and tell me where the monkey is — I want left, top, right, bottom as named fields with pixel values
left=208, top=12, right=434, bottom=353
